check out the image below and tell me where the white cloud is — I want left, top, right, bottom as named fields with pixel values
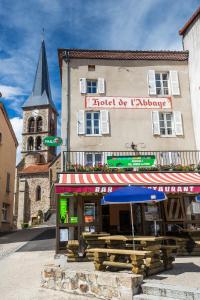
left=10, top=117, right=23, bottom=164
left=0, top=84, right=25, bottom=100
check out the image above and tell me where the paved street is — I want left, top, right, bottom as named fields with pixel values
left=0, top=227, right=86, bottom=300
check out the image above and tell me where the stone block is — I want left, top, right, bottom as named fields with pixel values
left=87, top=273, right=97, bottom=284
left=96, top=272, right=118, bottom=287
left=119, top=288, right=133, bottom=300
left=69, top=278, right=78, bottom=290
left=79, top=283, right=89, bottom=293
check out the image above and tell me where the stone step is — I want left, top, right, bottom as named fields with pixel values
left=133, top=294, right=176, bottom=300
left=142, top=282, right=200, bottom=299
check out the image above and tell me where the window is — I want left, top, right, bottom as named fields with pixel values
left=159, top=112, right=173, bottom=136
left=6, top=173, right=10, bottom=193
left=88, top=65, right=95, bottom=71
left=86, top=112, right=100, bottom=135
left=36, top=117, right=43, bottom=132
left=35, top=136, right=42, bottom=150
left=2, top=203, right=9, bottom=222
left=87, top=80, right=97, bottom=93
left=36, top=186, right=41, bottom=201
left=27, top=137, right=34, bottom=151
left=28, top=118, right=35, bottom=133
left=0, top=132, right=2, bottom=144
left=85, top=153, right=102, bottom=166
left=155, top=73, right=169, bottom=95
left=152, top=111, right=183, bottom=136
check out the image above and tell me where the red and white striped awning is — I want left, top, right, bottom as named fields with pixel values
left=58, top=172, right=200, bottom=186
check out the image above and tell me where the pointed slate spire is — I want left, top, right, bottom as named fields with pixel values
left=22, top=39, right=57, bottom=112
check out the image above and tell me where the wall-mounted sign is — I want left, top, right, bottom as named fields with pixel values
left=85, top=96, right=172, bottom=110
left=55, top=185, right=200, bottom=194
left=59, top=197, right=68, bottom=224
left=43, top=136, right=63, bottom=147
left=192, top=202, right=200, bottom=214
left=145, top=212, right=159, bottom=221
left=84, top=203, right=95, bottom=223
left=60, top=228, right=69, bottom=242
left=70, top=216, right=78, bottom=224
left=107, top=155, right=156, bottom=168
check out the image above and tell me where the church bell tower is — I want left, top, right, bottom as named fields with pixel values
left=21, top=40, right=58, bottom=163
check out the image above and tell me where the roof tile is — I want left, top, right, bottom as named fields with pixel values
left=19, top=163, right=50, bottom=174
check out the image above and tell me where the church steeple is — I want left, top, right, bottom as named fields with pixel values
left=22, top=40, right=57, bottom=113
left=21, top=39, right=57, bottom=163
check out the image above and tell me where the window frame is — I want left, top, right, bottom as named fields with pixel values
left=85, top=153, right=103, bottom=167
left=159, top=112, right=175, bottom=137
left=36, top=186, right=41, bottom=201
left=27, top=136, right=34, bottom=151
left=155, top=72, right=170, bottom=96
left=2, top=203, right=9, bottom=222
left=85, top=111, right=101, bottom=136
left=35, top=136, right=42, bottom=150
left=36, top=116, right=43, bottom=132
left=28, top=117, right=35, bottom=133
left=86, top=79, right=98, bottom=94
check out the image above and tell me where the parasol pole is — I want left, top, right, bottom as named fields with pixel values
left=130, top=202, right=135, bottom=250
left=154, top=220, right=157, bottom=236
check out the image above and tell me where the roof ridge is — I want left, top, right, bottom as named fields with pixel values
left=58, top=48, right=188, bottom=53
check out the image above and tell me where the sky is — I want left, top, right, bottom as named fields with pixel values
left=0, top=0, right=199, bottom=162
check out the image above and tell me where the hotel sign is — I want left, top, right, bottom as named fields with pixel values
left=85, top=96, right=172, bottom=110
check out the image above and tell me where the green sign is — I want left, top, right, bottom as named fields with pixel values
left=43, top=136, right=63, bottom=147
left=70, top=216, right=78, bottom=224
left=59, top=197, right=68, bottom=224
left=107, top=155, right=156, bottom=168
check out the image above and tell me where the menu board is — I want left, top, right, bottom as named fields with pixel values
left=84, top=203, right=95, bottom=223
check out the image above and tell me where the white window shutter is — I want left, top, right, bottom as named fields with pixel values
left=151, top=111, right=160, bottom=135
left=174, top=111, right=183, bottom=136
left=97, top=78, right=105, bottom=94
left=80, top=78, right=87, bottom=94
left=76, top=152, right=85, bottom=166
left=170, top=71, right=180, bottom=95
left=77, top=110, right=85, bottom=135
left=100, top=110, right=109, bottom=134
left=148, top=70, right=156, bottom=95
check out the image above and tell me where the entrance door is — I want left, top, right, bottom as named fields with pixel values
left=119, top=210, right=131, bottom=233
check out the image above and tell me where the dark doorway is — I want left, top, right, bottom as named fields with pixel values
left=119, top=210, right=131, bottom=233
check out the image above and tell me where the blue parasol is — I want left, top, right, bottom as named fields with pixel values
left=101, top=186, right=167, bottom=249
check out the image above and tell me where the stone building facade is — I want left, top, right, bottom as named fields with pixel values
left=15, top=40, right=60, bottom=228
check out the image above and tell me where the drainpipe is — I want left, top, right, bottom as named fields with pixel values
left=61, top=51, right=70, bottom=172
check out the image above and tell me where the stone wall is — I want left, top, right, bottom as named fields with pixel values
left=41, top=265, right=143, bottom=300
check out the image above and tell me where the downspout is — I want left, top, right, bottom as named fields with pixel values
left=61, top=51, right=70, bottom=171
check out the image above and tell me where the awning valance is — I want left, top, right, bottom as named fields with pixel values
left=55, top=172, right=200, bottom=194
left=58, top=172, right=200, bottom=185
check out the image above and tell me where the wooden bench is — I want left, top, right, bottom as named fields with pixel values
left=160, top=245, right=178, bottom=270
left=87, top=248, right=153, bottom=275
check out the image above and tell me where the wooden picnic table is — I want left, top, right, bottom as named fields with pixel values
left=86, top=247, right=153, bottom=275
left=98, top=235, right=181, bottom=274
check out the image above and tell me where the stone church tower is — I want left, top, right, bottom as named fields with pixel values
left=15, top=40, right=60, bottom=228
left=21, top=39, right=57, bottom=163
